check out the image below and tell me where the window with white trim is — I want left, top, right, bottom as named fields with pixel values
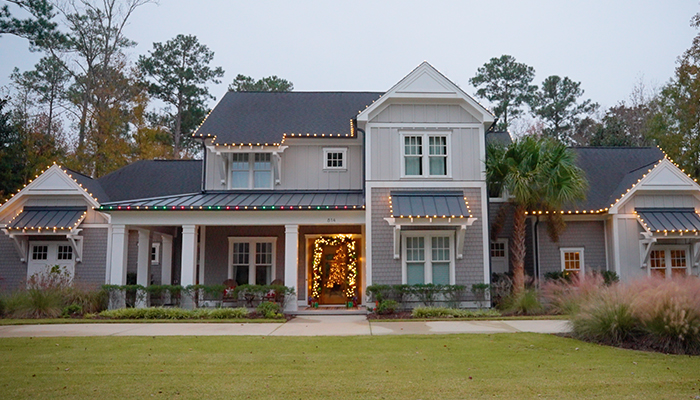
left=57, top=245, right=73, bottom=260
left=32, top=245, right=48, bottom=260
left=649, top=246, right=689, bottom=279
left=228, top=238, right=276, bottom=285
left=560, top=248, right=584, bottom=276
left=230, top=153, right=273, bottom=189
left=402, top=133, right=449, bottom=177
left=403, top=232, right=454, bottom=285
left=151, top=243, right=160, bottom=265
left=323, top=148, right=347, bottom=170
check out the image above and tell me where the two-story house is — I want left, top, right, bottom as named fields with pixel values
left=1, top=62, right=699, bottom=311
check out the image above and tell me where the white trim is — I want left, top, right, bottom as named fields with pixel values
left=365, top=180, right=486, bottom=188
left=647, top=245, right=691, bottom=278
left=366, top=122, right=483, bottom=128
left=560, top=247, right=585, bottom=275
left=322, top=147, right=348, bottom=171
left=227, top=236, right=278, bottom=285
left=151, top=242, right=161, bottom=265
left=401, top=230, right=456, bottom=285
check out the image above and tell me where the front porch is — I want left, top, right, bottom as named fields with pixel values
left=104, top=209, right=366, bottom=311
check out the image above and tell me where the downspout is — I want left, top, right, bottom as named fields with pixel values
left=534, top=216, right=540, bottom=280
left=201, top=139, right=207, bottom=193
left=354, top=121, right=366, bottom=202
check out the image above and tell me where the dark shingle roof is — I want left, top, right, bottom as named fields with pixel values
left=390, top=191, right=471, bottom=218
left=64, top=168, right=110, bottom=203
left=571, top=147, right=664, bottom=212
left=96, top=160, right=202, bottom=202
left=98, top=190, right=364, bottom=211
left=636, top=208, right=700, bottom=232
left=193, top=91, right=383, bottom=144
left=7, top=206, right=87, bottom=230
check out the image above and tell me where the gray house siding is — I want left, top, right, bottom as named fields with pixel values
left=74, top=228, right=108, bottom=288
left=204, top=226, right=285, bottom=289
left=370, top=187, right=485, bottom=293
left=537, top=220, right=607, bottom=277
left=0, top=234, right=26, bottom=292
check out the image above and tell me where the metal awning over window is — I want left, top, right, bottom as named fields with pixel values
left=636, top=208, right=700, bottom=233
left=6, top=206, right=87, bottom=231
left=390, top=191, right=471, bottom=218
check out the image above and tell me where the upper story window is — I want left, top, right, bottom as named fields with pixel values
left=323, top=148, right=347, bottom=170
left=402, top=133, right=449, bottom=177
left=231, top=153, right=273, bottom=189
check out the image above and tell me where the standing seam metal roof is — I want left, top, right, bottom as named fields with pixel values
left=636, top=208, right=700, bottom=232
left=7, top=206, right=87, bottom=230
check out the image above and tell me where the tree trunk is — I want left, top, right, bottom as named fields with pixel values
left=511, top=203, right=527, bottom=294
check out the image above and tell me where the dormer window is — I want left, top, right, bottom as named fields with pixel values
left=231, top=153, right=273, bottom=189
left=323, top=148, right=347, bottom=170
left=402, top=132, right=450, bottom=177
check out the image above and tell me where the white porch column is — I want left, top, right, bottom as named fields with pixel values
left=284, top=224, right=299, bottom=312
left=108, top=225, right=128, bottom=309
left=161, top=234, right=173, bottom=285
left=181, top=225, right=198, bottom=287
left=136, top=229, right=151, bottom=308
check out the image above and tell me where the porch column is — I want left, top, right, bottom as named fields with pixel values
left=284, top=224, right=299, bottom=312
left=108, top=225, right=128, bottom=309
left=136, top=229, right=151, bottom=308
left=161, top=234, right=173, bottom=285
left=181, top=225, right=198, bottom=308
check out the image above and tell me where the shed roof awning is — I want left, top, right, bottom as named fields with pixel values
left=6, top=206, right=87, bottom=231
left=98, top=190, right=365, bottom=211
left=390, top=191, right=471, bottom=218
left=636, top=208, right=700, bottom=233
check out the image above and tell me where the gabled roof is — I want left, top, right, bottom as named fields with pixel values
left=193, top=91, right=383, bottom=145
left=96, top=160, right=202, bottom=202
left=571, top=147, right=665, bottom=212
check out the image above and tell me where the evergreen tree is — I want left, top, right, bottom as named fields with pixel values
left=229, top=74, right=293, bottom=92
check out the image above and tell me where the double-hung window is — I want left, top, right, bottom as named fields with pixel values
left=403, top=133, right=449, bottom=177
left=230, top=153, right=273, bottom=189
left=229, top=238, right=276, bottom=285
left=403, top=232, right=454, bottom=285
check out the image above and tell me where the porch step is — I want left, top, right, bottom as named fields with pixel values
left=293, top=307, right=367, bottom=315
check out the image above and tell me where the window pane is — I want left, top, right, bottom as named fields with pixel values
left=234, top=266, right=249, bottom=286
left=32, top=245, right=48, bottom=260
left=326, top=152, right=344, bottom=168
left=432, top=263, right=450, bottom=285
left=233, top=243, right=249, bottom=264
left=256, top=242, right=273, bottom=265
left=429, top=136, right=446, bottom=155
left=405, top=157, right=422, bottom=175
left=404, top=136, right=422, bottom=155
left=256, top=265, right=271, bottom=285
left=57, top=245, right=72, bottom=260
left=429, top=156, right=447, bottom=175
left=407, top=263, right=425, bottom=285
left=406, top=237, right=424, bottom=261
left=253, top=153, right=272, bottom=188
left=431, top=236, right=450, bottom=261
left=231, top=171, right=248, bottom=188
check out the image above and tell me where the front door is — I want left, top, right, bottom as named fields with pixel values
left=308, top=235, right=360, bottom=306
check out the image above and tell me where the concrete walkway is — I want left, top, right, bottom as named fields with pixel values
left=0, top=316, right=570, bottom=338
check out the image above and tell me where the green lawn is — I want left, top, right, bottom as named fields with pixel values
left=1, top=334, right=698, bottom=399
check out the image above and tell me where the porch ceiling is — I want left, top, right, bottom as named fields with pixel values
left=98, top=190, right=365, bottom=211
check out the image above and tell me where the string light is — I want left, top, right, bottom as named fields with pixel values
left=310, top=235, right=357, bottom=300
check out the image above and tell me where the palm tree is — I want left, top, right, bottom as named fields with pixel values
left=486, top=136, right=587, bottom=293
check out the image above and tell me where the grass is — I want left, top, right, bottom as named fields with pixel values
left=1, top=334, right=699, bottom=399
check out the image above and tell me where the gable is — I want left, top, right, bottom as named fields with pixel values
left=357, top=62, right=494, bottom=125
left=370, top=104, right=479, bottom=124
left=611, top=158, right=700, bottom=214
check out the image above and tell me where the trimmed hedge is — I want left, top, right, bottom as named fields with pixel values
left=412, top=307, right=501, bottom=318
left=98, top=307, right=251, bottom=320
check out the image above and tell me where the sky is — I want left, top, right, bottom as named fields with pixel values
left=0, top=0, right=698, bottom=117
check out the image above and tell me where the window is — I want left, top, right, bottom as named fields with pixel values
left=32, top=245, right=48, bottom=260
left=490, top=241, right=506, bottom=258
left=228, top=238, right=276, bottom=285
left=560, top=248, right=584, bottom=276
left=402, top=133, right=449, bottom=177
left=57, top=245, right=72, bottom=260
left=230, top=153, right=273, bottom=189
left=490, top=239, right=509, bottom=274
left=403, top=232, right=454, bottom=285
left=323, top=148, right=347, bottom=170
left=151, top=243, right=160, bottom=265
left=649, top=247, right=688, bottom=279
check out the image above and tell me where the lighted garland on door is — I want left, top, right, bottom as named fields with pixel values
left=311, top=235, right=357, bottom=299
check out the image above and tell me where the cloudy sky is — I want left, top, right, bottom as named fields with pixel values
left=0, top=0, right=698, bottom=114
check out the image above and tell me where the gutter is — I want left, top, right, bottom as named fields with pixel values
left=354, top=120, right=366, bottom=206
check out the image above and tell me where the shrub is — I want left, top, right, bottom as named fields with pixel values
left=0, top=294, right=6, bottom=317
left=376, top=299, right=399, bottom=315
left=366, top=285, right=391, bottom=303
left=470, top=283, right=489, bottom=308
left=257, top=301, right=282, bottom=319
left=444, top=285, right=466, bottom=308
left=61, top=304, right=83, bottom=318
left=411, top=284, right=443, bottom=307
left=98, top=307, right=251, bottom=320
left=601, top=271, right=620, bottom=286
left=501, top=289, right=543, bottom=315
left=412, top=306, right=501, bottom=318
left=570, top=285, right=638, bottom=345
left=630, top=278, right=700, bottom=355
left=206, top=307, right=249, bottom=319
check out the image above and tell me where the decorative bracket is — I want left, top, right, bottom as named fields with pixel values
left=456, top=225, right=467, bottom=260
left=639, top=231, right=657, bottom=268
left=393, top=225, right=401, bottom=259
